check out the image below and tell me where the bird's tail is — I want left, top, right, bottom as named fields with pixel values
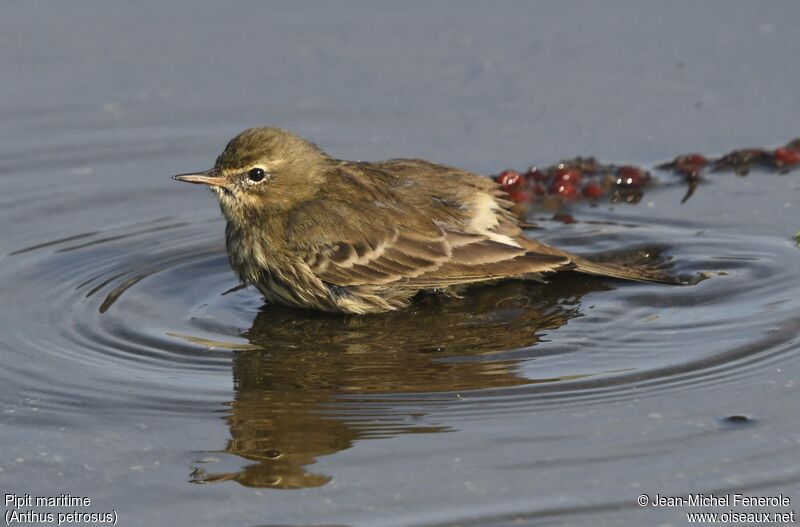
left=570, top=246, right=696, bottom=285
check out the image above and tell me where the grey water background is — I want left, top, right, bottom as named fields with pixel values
left=1, top=2, right=799, bottom=526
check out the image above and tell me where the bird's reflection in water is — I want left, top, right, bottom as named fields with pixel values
left=191, top=276, right=611, bottom=488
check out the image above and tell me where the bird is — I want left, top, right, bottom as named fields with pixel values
left=174, top=126, right=680, bottom=314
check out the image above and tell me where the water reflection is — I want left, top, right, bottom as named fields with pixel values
left=192, top=277, right=610, bottom=488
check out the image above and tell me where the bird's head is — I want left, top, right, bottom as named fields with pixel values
left=174, top=127, right=331, bottom=222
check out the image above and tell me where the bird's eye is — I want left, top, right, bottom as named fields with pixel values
left=247, top=168, right=266, bottom=182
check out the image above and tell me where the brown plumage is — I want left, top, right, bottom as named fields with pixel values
left=174, top=127, right=678, bottom=314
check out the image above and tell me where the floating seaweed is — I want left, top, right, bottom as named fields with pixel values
left=495, top=137, right=800, bottom=210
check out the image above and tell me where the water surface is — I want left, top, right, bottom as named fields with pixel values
left=2, top=2, right=799, bottom=526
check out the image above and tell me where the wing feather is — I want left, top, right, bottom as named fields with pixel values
left=304, top=226, right=571, bottom=288
left=313, top=227, right=450, bottom=286
left=287, top=171, right=573, bottom=291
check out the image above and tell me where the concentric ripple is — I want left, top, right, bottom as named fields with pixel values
left=4, top=200, right=799, bottom=420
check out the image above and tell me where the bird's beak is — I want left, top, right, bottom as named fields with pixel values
left=172, top=169, right=227, bottom=188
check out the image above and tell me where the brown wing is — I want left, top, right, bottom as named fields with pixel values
left=287, top=195, right=571, bottom=289
left=304, top=224, right=449, bottom=286
left=412, top=230, right=571, bottom=287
